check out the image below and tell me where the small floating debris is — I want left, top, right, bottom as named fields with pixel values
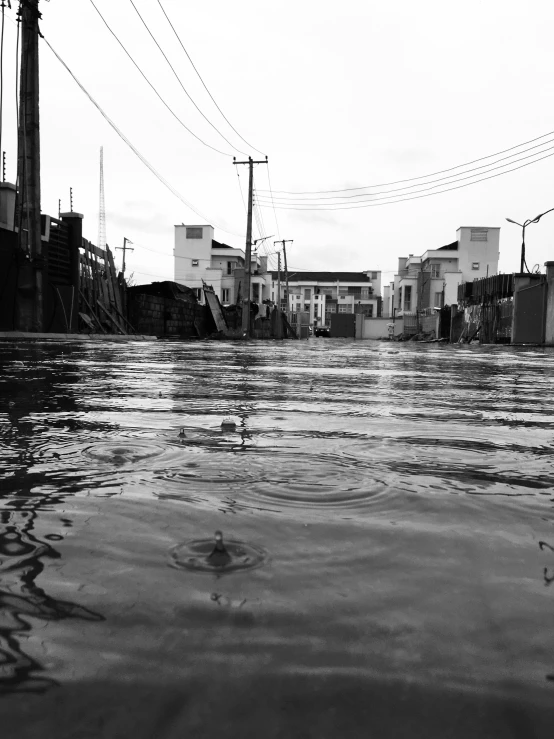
left=170, top=530, right=267, bottom=573
left=221, top=417, right=237, bottom=431
left=178, top=427, right=187, bottom=438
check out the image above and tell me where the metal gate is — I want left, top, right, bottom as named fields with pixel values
left=512, top=281, right=547, bottom=344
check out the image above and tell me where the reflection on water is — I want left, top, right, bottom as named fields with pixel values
left=1, top=340, right=554, bottom=735
left=0, top=504, right=104, bottom=694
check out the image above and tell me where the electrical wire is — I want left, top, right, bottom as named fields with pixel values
left=128, top=0, right=247, bottom=156
left=256, top=147, right=554, bottom=210
left=87, top=0, right=232, bottom=157
left=156, top=0, right=265, bottom=156
left=257, top=128, right=554, bottom=195
left=266, top=163, right=281, bottom=240
left=236, top=168, right=247, bottom=214
left=42, top=35, right=245, bottom=238
left=257, top=136, right=554, bottom=203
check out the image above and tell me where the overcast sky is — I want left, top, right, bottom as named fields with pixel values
left=1, top=0, right=553, bottom=285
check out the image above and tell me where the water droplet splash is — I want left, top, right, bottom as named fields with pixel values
left=170, top=530, right=268, bottom=573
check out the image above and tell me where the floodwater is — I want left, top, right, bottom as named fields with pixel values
left=1, top=338, right=554, bottom=738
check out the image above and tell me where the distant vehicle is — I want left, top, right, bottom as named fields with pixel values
left=314, top=327, right=330, bottom=337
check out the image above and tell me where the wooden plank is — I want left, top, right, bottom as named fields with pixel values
left=111, top=301, right=136, bottom=333
left=106, top=247, right=124, bottom=317
left=97, top=299, right=126, bottom=334
left=83, top=243, right=106, bottom=260
left=79, top=291, right=107, bottom=334
left=103, top=253, right=116, bottom=309
left=82, top=243, right=93, bottom=308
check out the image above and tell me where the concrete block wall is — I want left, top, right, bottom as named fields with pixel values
left=129, top=293, right=208, bottom=337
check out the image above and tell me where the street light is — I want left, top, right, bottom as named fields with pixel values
left=505, top=207, right=554, bottom=273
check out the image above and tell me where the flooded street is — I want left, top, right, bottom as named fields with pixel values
left=1, top=338, right=554, bottom=737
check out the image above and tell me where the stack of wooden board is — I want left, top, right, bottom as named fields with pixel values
left=79, top=240, right=134, bottom=334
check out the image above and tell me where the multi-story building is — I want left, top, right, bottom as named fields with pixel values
left=270, top=271, right=382, bottom=327
left=384, top=226, right=500, bottom=317
left=174, top=224, right=270, bottom=305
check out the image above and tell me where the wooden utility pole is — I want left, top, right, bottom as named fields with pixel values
left=233, top=155, right=268, bottom=337
left=275, top=251, right=282, bottom=339
left=15, top=0, right=43, bottom=332
left=274, top=239, right=293, bottom=325
left=277, top=251, right=281, bottom=309
left=116, top=237, right=134, bottom=275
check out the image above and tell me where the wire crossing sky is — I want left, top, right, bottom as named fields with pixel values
left=0, top=0, right=552, bottom=285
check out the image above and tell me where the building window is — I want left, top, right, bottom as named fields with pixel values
left=227, top=261, right=232, bottom=275
left=192, top=287, right=202, bottom=300
left=365, top=305, right=374, bottom=317
left=403, top=285, right=412, bottom=311
left=296, top=303, right=301, bottom=312
left=304, top=303, right=310, bottom=312
left=371, top=271, right=378, bottom=279
left=431, top=264, right=440, bottom=278
left=398, top=286, right=402, bottom=307
left=186, top=227, right=203, bottom=239
left=252, top=283, right=260, bottom=302
left=472, top=262, right=480, bottom=270
left=338, top=304, right=348, bottom=313
left=304, top=288, right=311, bottom=300
left=222, top=288, right=230, bottom=303
left=434, top=292, right=443, bottom=308
left=470, top=229, right=488, bottom=242
left=314, top=305, right=319, bottom=317
left=192, top=259, right=199, bottom=267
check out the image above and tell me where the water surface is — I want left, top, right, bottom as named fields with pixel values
left=1, top=338, right=554, bottom=737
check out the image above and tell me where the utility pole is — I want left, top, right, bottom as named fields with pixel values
left=15, top=0, right=42, bottom=332
left=274, top=239, right=293, bottom=326
left=277, top=251, right=281, bottom=310
left=233, top=155, right=268, bottom=337
left=276, top=251, right=282, bottom=339
left=116, top=237, right=134, bottom=275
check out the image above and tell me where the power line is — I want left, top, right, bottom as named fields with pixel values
left=266, top=163, right=281, bottom=240
left=88, top=0, right=231, bottom=157
left=42, top=35, right=245, bottom=238
left=127, top=0, right=246, bottom=156
left=255, top=148, right=554, bottom=211
left=256, top=136, right=554, bottom=203
left=236, top=167, right=247, bottom=214
left=257, top=128, right=554, bottom=196
left=156, top=0, right=265, bottom=156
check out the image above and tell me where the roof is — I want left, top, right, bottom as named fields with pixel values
left=437, top=241, right=458, bottom=251
left=270, top=271, right=371, bottom=282
left=212, top=239, right=234, bottom=249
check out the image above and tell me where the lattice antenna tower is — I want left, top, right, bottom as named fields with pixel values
left=98, top=146, right=106, bottom=249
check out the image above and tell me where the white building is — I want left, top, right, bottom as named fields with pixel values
left=384, top=226, right=500, bottom=317
left=174, top=224, right=270, bottom=305
left=270, top=271, right=382, bottom=327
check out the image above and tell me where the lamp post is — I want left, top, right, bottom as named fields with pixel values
left=506, top=207, right=554, bottom=273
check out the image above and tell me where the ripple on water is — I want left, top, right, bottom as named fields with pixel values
left=170, top=531, right=268, bottom=573
left=81, top=439, right=182, bottom=467
left=248, top=454, right=392, bottom=510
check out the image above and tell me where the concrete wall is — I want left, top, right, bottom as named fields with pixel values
left=128, top=292, right=209, bottom=337
left=545, top=262, right=554, bottom=345
left=357, top=316, right=404, bottom=339
left=419, top=312, right=439, bottom=336
left=444, top=271, right=462, bottom=305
